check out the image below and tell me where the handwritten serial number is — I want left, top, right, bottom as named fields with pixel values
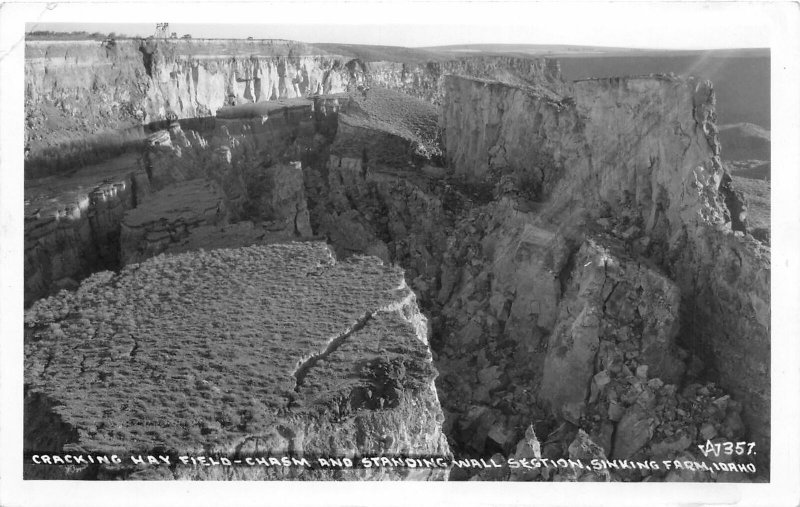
left=698, top=440, right=756, bottom=457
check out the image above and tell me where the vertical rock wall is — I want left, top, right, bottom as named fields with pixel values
left=440, top=73, right=770, bottom=468
left=25, top=103, right=325, bottom=303
left=24, top=171, right=149, bottom=306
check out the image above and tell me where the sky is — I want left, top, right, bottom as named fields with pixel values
left=15, top=1, right=781, bottom=50
left=26, top=23, right=499, bottom=47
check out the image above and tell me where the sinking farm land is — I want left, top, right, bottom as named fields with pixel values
left=23, top=37, right=770, bottom=482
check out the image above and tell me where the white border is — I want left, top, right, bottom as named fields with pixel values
left=2, top=2, right=798, bottom=506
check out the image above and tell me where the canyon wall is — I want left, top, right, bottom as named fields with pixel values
left=440, top=74, right=770, bottom=467
left=299, top=113, right=759, bottom=480
left=24, top=100, right=327, bottom=305
left=24, top=160, right=149, bottom=306
left=354, top=57, right=564, bottom=104
left=25, top=39, right=348, bottom=178
left=25, top=39, right=559, bottom=178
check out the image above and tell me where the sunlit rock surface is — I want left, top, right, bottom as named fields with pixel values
left=24, top=242, right=450, bottom=480
left=439, top=74, right=769, bottom=467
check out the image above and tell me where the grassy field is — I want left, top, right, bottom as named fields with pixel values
left=26, top=30, right=125, bottom=41
left=338, top=87, right=442, bottom=160
left=24, top=243, right=435, bottom=454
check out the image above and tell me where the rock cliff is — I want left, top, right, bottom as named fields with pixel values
left=302, top=119, right=762, bottom=481
left=25, top=39, right=559, bottom=179
left=24, top=155, right=149, bottom=306
left=439, top=74, right=770, bottom=471
left=119, top=179, right=228, bottom=265
left=25, top=102, right=323, bottom=304
left=24, top=242, right=450, bottom=480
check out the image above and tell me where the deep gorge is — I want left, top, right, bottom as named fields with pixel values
left=23, top=38, right=770, bottom=482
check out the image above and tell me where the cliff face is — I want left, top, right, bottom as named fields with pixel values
left=440, top=74, right=770, bottom=468
left=24, top=156, right=150, bottom=306
left=135, top=40, right=350, bottom=119
left=119, top=179, right=229, bottom=265
left=441, top=74, right=728, bottom=219
left=24, top=40, right=344, bottom=130
left=25, top=39, right=559, bottom=178
left=25, top=40, right=347, bottom=178
left=297, top=111, right=759, bottom=480
left=24, top=243, right=451, bottom=480
left=357, top=57, right=564, bottom=104
left=24, top=101, right=324, bottom=304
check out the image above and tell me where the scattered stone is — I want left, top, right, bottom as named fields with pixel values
left=607, top=401, right=625, bottom=422
left=721, top=411, right=745, bottom=439
left=589, top=370, right=611, bottom=403
left=649, top=433, right=693, bottom=459
left=612, top=405, right=655, bottom=459
left=508, top=425, right=542, bottom=481
left=596, top=218, right=611, bottom=228
left=565, top=430, right=610, bottom=482
left=487, top=421, right=516, bottom=453
left=621, top=226, right=641, bottom=240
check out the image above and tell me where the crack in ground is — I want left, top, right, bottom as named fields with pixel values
left=233, top=435, right=258, bottom=458
left=39, top=351, right=55, bottom=379
left=674, top=121, right=693, bottom=161
left=129, top=334, right=140, bottom=361
left=602, top=280, right=620, bottom=313
left=608, top=420, right=619, bottom=459
left=293, top=310, right=374, bottom=392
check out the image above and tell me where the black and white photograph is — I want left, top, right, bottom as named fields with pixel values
left=1, top=1, right=798, bottom=506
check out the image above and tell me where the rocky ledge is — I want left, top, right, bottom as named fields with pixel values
left=24, top=242, right=451, bottom=480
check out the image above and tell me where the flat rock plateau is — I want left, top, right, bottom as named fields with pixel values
left=25, top=243, right=448, bottom=479
left=23, top=36, right=770, bottom=482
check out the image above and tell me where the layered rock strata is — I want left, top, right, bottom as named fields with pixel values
left=119, top=179, right=228, bottom=265
left=24, top=103, right=324, bottom=304
left=25, top=39, right=559, bottom=178
left=24, top=155, right=150, bottom=306
left=347, top=56, right=564, bottom=105
left=24, top=242, right=450, bottom=480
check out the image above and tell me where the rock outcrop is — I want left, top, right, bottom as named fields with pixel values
left=24, top=242, right=450, bottom=480
left=439, top=73, right=770, bottom=471
left=540, top=239, right=686, bottom=424
left=119, top=179, right=228, bottom=265
left=24, top=103, right=324, bottom=304
left=24, top=155, right=150, bottom=306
